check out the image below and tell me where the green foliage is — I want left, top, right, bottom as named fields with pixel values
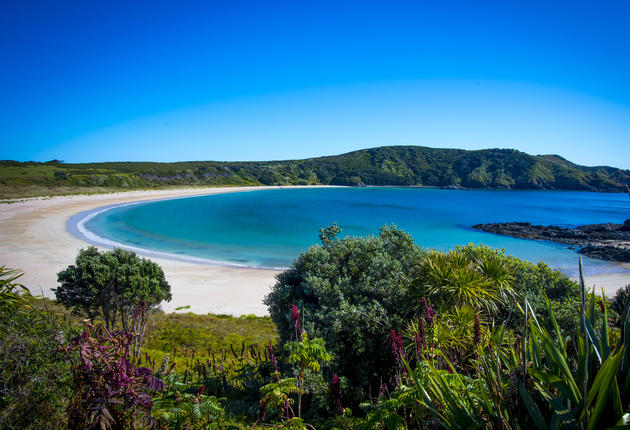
left=0, top=266, right=30, bottom=307
left=457, top=244, right=582, bottom=331
left=267, top=226, right=587, bottom=410
left=141, top=312, right=277, bottom=370
left=513, top=275, right=630, bottom=430
left=2, top=145, right=628, bottom=198
left=285, top=332, right=331, bottom=374
left=363, top=261, right=628, bottom=430
left=55, top=246, right=171, bottom=346
left=153, top=375, right=225, bottom=429
left=0, top=267, right=74, bottom=429
left=3, top=232, right=626, bottom=429
left=266, top=224, right=424, bottom=406
left=284, top=331, right=331, bottom=417
left=611, top=284, right=630, bottom=327
left=406, top=305, right=499, bottom=370
left=415, top=248, right=516, bottom=315
left=260, top=378, right=299, bottom=414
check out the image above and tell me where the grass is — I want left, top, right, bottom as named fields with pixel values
left=32, top=297, right=278, bottom=371
left=0, top=185, right=127, bottom=200
left=0, top=183, right=245, bottom=201
left=141, top=312, right=278, bottom=369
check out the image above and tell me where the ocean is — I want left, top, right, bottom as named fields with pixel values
left=82, top=187, right=629, bottom=276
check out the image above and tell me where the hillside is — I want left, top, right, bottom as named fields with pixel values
left=1, top=146, right=629, bottom=198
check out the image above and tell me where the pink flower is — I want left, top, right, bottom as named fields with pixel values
left=291, top=304, right=301, bottom=334
left=390, top=330, right=404, bottom=363
left=267, top=341, right=278, bottom=373
left=331, top=374, right=343, bottom=414
left=390, top=329, right=399, bottom=360
left=421, top=297, right=435, bottom=326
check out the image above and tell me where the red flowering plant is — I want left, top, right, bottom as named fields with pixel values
left=62, top=307, right=163, bottom=429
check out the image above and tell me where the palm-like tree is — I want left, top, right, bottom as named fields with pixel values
left=0, top=266, right=30, bottom=309
left=415, top=249, right=515, bottom=316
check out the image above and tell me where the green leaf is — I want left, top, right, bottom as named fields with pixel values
left=519, top=382, right=547, bottom=430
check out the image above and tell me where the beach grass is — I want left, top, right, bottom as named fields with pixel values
left=33, top=297, right=278, bottom=370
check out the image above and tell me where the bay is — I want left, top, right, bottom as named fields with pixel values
left=84, top=187, right=630, bottom=276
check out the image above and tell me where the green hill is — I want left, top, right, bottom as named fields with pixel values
left=1, top=146, right=629, bottom=199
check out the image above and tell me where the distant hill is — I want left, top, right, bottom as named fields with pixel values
left=1, top=146, right=629, bottom=199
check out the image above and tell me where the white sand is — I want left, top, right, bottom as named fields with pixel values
left=0, top=187, right=295, bottom=316
left=582, top=270, right=630, bottom=298
left=0, top=186, right=628, bottom=316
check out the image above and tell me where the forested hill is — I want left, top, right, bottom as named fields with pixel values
left=2, top=146, right=629, bottom=198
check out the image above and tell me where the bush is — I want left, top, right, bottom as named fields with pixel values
left=611, top=284, right=630, bottom=327
left=64, top=320, right=164, bottom=429
left=265, top=224, right=423, bottom=406
left=457, top=244, right=581, bottom=331
left=0, top=267, right=74, bottom=429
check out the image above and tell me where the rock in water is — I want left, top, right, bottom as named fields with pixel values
left=472, top=221, right=630, bottom=263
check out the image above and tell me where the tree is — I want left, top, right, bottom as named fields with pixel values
left=55, top=247, right=172, bottom=354
left=265, top=224, right=423, bottom=406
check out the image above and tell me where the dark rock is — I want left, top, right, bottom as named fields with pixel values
left=472, top=220, right=630, bottom=263
left=578, top=245, right=630, bottom=263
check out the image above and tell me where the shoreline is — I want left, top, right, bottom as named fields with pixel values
left=0, top=186, right=628, bottom=317
left=68, top=194, right=289, bottom=270
left=0, top=186, right=328, bottom=316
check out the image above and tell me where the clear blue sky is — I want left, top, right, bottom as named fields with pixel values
left=2, top=0, right=629, bottom=168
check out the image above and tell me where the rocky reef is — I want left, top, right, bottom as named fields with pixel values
left=472, top=219, right=630, bottom=263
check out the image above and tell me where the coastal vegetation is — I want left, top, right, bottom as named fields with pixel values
left=2, top=145, right=629, bottom=199
left=1, top=226, right=630, bottom=428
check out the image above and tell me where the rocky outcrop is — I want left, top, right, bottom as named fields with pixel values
left=578, top=245, right=630, bottom=263
left=472, top=220, right=630, bottom=263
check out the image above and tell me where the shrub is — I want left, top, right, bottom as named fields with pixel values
left=63, top=319, right=164, bottom=429
left=412, top=248, right=516, bottom=316
left=611, top=284, right=630, bottom=327
left=457, top=244, right=582, bottom=331
left=0, top=267, right=74, bottom=429
left=265, top=224, right=423, bottom=406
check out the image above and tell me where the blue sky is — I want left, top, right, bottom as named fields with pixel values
left=2, top=0, right=630, bottom=168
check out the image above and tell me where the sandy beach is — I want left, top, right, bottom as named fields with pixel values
left=0, top=186, right=628, bottom=316
left=0, top=187, right=291, bottom=316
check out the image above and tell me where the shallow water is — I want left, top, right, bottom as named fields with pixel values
left=83, top=187, right=630, bottom=276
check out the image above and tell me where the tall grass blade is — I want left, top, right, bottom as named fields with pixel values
left=579, top=256, right=589, bottom=426
left=519, top=382, right=547, bottom=430
left=601, top=290, right=611, bottom=361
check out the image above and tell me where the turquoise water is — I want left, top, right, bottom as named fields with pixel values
left=84, top=188, right=630, bottom=276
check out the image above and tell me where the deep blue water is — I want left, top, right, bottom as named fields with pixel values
left=84, top=187, right=630, bottom=276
